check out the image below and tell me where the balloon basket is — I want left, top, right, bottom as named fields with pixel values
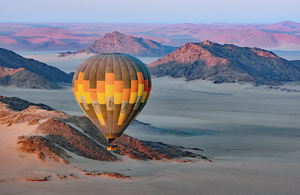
left=107, top=145, right=118, bottom=151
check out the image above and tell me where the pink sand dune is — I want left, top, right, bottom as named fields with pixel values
left=76, top=37, right=103, bottom=44
left=14, top=27, right=82, bottom=40
left=14, top=27, right=99, bottom=44
left=24, top=38, right=66, bottom=45
left=273, top=33, right=300, bottom=44
left=14, top=27, right=75, bottom=37
left=260, top=21, right=300, bottom=30
left=206, top=33, right=280, bottom=48
left=0, top=35, right=17, bottom=44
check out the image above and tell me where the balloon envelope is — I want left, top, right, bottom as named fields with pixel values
left=73, top=53, right=151, bottom=144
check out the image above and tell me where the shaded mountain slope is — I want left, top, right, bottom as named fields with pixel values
left=0, top=66, right=62, bottom=89
left=0, top=48, right=72, bottom=84
left=0, top=95, right=54, bottom=111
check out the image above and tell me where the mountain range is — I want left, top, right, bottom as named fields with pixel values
left=148, top=41, right=300, bottom=85
left=1, top=39, right=300, bottom=88
left=59, top=31, right=177, bottom=57
left=0, top=48, right=72, bottom=89
left=1, top=21, right=300, bottom=51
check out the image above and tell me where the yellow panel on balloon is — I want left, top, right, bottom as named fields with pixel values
left=96, top=113, right=105, bottom=125
left=84, top=92, right=92, bottom=104
left=105, top=85, right=114, bottom=97
left=118, top=113, right=126, bottom=125
left=97, top=93, right=106, bottom=104
left=114, top=93, right=122, bottom=104
left=129, top=92, right=137, bottom=104
left=78, top=84, right=84, bottom=97
left=138, top=84, right=144, bottom=96
left=141, top=91, right=147, bottom=103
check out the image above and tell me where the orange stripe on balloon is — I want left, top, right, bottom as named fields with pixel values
left=97, top=81, right=105, bottom=93
left=90, top=89, right=98, bottom=100
left=114, top=81, right=123, bottom=93
left=137, top=72, right=143, bottom=84
left=122, top=88, right=131, bottom=100
left=105, top=73, right=114, bottom=85
left=78, top=72, right=84, bottom=84
left=131, top=80, right=138, bottom=92
left=83, top=80, right=89, bottom=93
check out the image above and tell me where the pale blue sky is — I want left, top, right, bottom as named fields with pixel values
left=0, top=0, right=299, bottom=23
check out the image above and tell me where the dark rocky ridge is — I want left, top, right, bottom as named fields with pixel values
left=18, top=135, right=70, bottom=164
left=0, top=95, right=53, bottom=111
left=37, top=119, right=118, bottom=162
left=0, top=67, right=62, bottom=89
left=148, top=41, right=300, bottom=85
left=59, top=31, right=177, bottom=57
left=0, top=48, right=72, bottom=85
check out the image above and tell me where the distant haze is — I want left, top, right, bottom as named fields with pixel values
left=0, top=0, right=299, bottom=23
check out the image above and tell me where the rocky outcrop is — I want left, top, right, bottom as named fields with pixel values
left=17, top=135, right=70, bottom=163
left=61, top=116, right=108, bottom=146
left=148, top=41, right=300, bottom=85
left=141, top=141, right=209, bottom=160
left=114, top=134, right=207, bottom=161
left=83, top=171, right=130, bottom=179
left=59, top=31, right=177, bottom=57
left=114, top=134, right=168, bottom=160
left=0, top=66, right=24, bottom=77
left=0, top=100, right=68, bottom=127
left=37, top=119, right=118, bottom=162
left=250, top=48, right=279, bottom=58
left=24, top=175, right=51, bottom=182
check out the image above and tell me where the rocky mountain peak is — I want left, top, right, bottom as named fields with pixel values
left=0, top=66, right=25, bottom=77
left=250, top=48, right=279, bottom=58
left=203, top=40, right=213, bottom=45
left=148, top=42, right=230, bottom=67
left=59, top=31, right=177, bottom=57
left=103, top=31, right=127, bottom=39
left=148, top=41, right=300, bottom=84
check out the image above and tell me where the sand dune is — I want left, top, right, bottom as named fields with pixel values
left=1, top=123, right=300, bottom=195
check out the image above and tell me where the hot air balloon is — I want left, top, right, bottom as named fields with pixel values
left=73, top=53, right=151, bottom=151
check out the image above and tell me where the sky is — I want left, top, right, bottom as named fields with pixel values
left=0, top=0, right=299, bottom=24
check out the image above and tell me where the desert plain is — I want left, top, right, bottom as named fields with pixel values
left=0, top=53, right=300, bottom=195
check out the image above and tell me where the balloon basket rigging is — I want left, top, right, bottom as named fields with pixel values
left=107, top=145, right=118, bottom=151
